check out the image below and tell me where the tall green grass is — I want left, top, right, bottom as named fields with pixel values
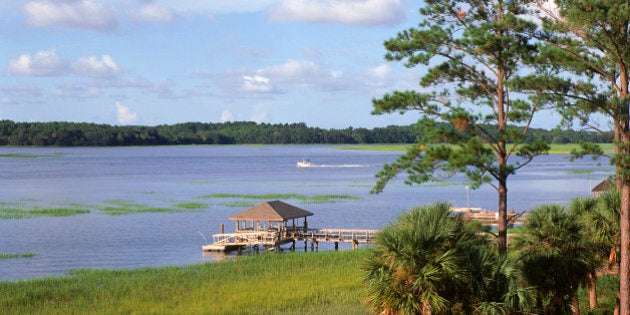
left=0, top=206, right=90, bottom=219
left=0, top=153, right=63, bottom=159
left=0, top=253, right=35, bottom=259
left=98, top=200, right=202, bottom=215
left=0, top=250, right=369, bottom=314
left=200, top=193, right=361, bottom=206
left=339, top=143, right=616, bottom=155
left=0, top=249, right=619, bottom=314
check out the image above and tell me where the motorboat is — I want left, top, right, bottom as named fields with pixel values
left=296, top=159, right=313, bottom=168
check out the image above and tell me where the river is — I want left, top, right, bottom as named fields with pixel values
left=0, top=145, right=613, bottom=280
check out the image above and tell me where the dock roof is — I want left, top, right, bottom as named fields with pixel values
left=228, top=200, right=313, bottom=222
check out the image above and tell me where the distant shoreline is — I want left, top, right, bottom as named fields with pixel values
left=340, top=143, right=615, bottom=155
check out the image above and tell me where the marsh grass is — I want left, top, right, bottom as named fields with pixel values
left=99, top=200, right=197, bottom=215
left=218, top=200, right=257, bottom=208
left=174, top=202, right=207, bottom=209
left=0, top=153, right=63, bottom=159
left=338, top=143, right=616, bottom=155
left=421, top=181, right=462, bottom=187
left=0, top=253, right=35, bottom=259
left=0, top=250, right=369, bottom=314
left=0, top=205, right=90, bottom=219
left=200, top=193, right=361, bottom=206
left=567, top=169, right=596, bottom=175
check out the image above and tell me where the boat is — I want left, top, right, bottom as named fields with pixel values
left=296, top=159, right=313, bottom=168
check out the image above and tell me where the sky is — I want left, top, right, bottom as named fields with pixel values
left=0, top=0, right=432, bottom=128
left=1, top=0, right=573, bottom=130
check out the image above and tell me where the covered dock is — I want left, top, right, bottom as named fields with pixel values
left=202, top=200, right=378, bottom=252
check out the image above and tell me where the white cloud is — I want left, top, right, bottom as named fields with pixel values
left=150, top=0, right=281, bottom=14
left=115, top=101, right=138, bottom=124
left=261, top=59, right=318, bottom=78
left=228, top=59, right=347, bottom=95
left=73, top=55, right=120, bottom=77
left=369, top=64, right=392, bottom=79
left=2, top=85, right=43, bottom=98
left=269, top=0, right=409, bottom=26
left=53, top=83, right=101, bottom=98
left=250, top=110, right=267, bottom=123
left=220, top=110, right=234, bottom=122
left=24, top=0, right=118, bottom=31
left=242, top=75, right=273, bottom=92
left=129, top=4, right=176, bottom=23
left=6, top=50, right=68, bottom=76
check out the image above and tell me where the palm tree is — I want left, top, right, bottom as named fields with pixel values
left=362, top=203, right=534, bottom=314
left=514, top=204, right=599, bottom=315
left=569, top=191, right=621, bottom=310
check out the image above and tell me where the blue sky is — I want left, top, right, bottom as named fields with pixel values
left=2, top=0, right=572, bottom=130
left=1, top=0, right=430, bottom=128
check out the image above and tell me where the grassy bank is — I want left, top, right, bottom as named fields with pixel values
left=340, top=143, right=615, bottom=155
left=0, top=250, right=369, bottom=314
left=0, top=248, right=620, bottom=314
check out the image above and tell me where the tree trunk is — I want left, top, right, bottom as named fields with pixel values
left=497, top=180, right=507, bottom=254
left=620, top=182, right=630, bottom=314
left=588, top=272, right=597, bottom=309
left=571, top=289, right=580, bottom=315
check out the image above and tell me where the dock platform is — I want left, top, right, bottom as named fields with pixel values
left=203, top=228, right=380, bottom=252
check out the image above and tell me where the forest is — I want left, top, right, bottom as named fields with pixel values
left=0, top=120, right=612, bottom=146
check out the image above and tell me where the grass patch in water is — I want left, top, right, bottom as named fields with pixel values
left=174, top=202, right=207, bottom=209
left=99, top=200, right=177, bottom=215
left=0, top=252, right=35, bottom=259
left=567, top=169, right=596, bottom=175
left=338, top=143, right=616, bottom=155
left=337, top=144, right=408, bottom=151
left=199, top=193, right=360, bottom=205
left=0, top=153, right=63, bottom=159
left=0, top=250, right=369, bottom=314
left=218, top=201, right=257, bottom=208
left=0, top=205, right=90, bottom=219
left=421, top=181, right=462, bottom=187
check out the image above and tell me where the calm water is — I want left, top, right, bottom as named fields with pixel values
left=0, top=145, right=613, bottom=280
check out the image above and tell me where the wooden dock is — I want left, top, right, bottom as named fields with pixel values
left=202, top=200, right=526, bottom=252
left=203, top=228, right=380, bottom=252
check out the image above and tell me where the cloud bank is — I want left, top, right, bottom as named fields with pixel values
left=268, top=0, right=408, bottom=26
left=24, top=0, right=118, bottom=31
left=115, top=101, right=138, bottom=124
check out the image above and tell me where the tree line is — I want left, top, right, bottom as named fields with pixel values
left=0, top=120, right=611, bottom=146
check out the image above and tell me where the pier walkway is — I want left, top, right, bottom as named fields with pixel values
left=202, top=228, right=380, bottom=252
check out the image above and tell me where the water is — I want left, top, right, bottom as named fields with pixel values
left=0, top=145, right=613, bottom=280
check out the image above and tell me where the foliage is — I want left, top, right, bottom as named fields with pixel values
left=514, top=204, right=599, bottom=314
left=536, top=1, right=630, bottom=311
left=362, top=203, right=534, bottom=314
left=370, top=0, right=556, bottom=254
left=0, top=119, right=610, bottom=147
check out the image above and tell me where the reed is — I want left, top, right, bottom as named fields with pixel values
left=199, top=193, right=360, bottom=205
left=0, top=250, right=369, bottom=314
left=339, top=143, right=616, bottom=155
left=99, top=200, right=200, bottom=215
left=0, top=153, right=63, bottom=158
left=0, top=206, right=90, bottom=219
left=0, top=253, right=35, bottom=259
left=174, top=202, right=207, bottom=209
left=567, top=169, right=596, bottom=175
